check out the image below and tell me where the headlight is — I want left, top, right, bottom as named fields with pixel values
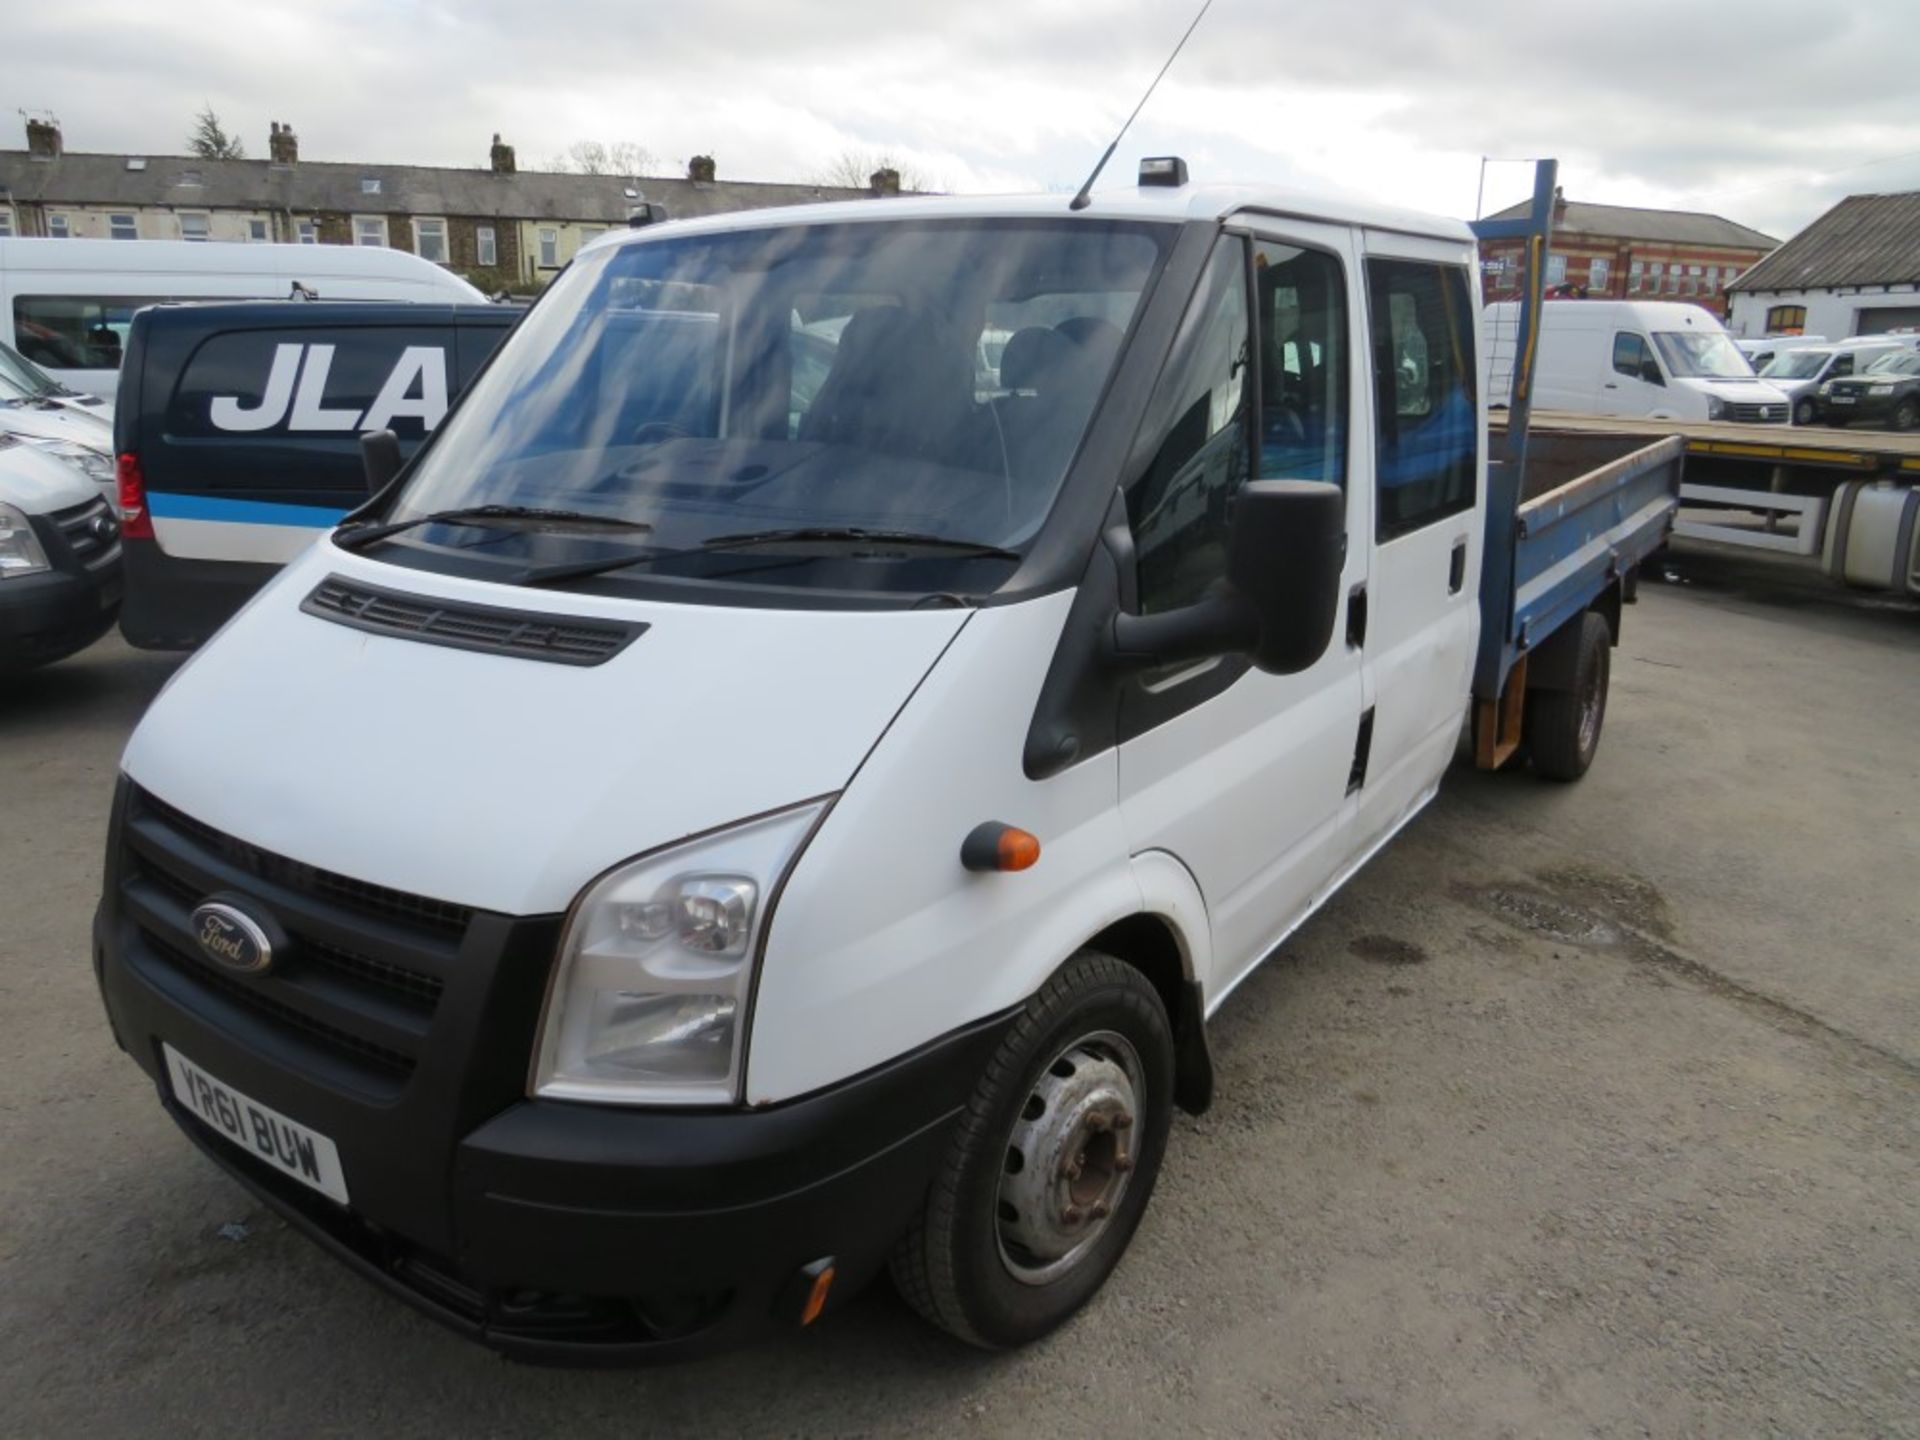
left=532, top=799, right=830, bottom=1105
left=24, top=438, right=114, bottom=486
left=1867, top=381, right=1896, bottom=393
left=1705, top=394, right=1726, bottom=420
left=0, top=502, right=51, bottom=578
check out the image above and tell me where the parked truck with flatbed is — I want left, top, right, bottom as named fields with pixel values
left=93, top=159, right=1678, bottom=1361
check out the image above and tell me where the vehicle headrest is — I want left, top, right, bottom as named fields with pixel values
left=1000, top=327, right=1074, bottom=393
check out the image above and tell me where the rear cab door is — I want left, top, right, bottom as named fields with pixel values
left=1347, top=230, right=1484, bottom=857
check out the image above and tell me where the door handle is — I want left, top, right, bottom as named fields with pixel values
left=1448, top=538, right=1467, bottom=594
left=1603, top=381, right=1620, bottom=389
left=1346, top=582, right=1368, bottom=649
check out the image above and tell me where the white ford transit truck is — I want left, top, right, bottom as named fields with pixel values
left=94, top=165, right=1680, bottom=1361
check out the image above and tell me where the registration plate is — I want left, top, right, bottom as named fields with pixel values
left=1831, top=395, right=1856, bottom=405
left=164, top=1044, right=349, bottom=1204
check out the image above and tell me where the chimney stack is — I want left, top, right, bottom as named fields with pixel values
left=869, top=167, right=901, bottom=198
left=489, top=133, right=516, bottom=175
left=25, top=117, right=62, bottom=160
left=687, top=154, right=716, bottom=185
left=1552, top=186, right=1568, bottom=226
left=268, top=121, right=299, bottom=165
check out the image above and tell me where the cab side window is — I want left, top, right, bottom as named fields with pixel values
left=1254, top=240, right=1347, bottom=486
left=1613, top=331, right=1659, bottom=383
left=1831, top=355, right=1854, bottom=378
left=1368, top=259, right=1477, bottom=540
left=1124, top=238, right=1250, bottom=614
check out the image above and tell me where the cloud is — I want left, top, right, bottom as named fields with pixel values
left=2, top=0, right=1915, bottom=240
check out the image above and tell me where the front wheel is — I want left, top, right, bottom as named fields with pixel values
left=1893, top=398, right=1919, bottom=433
left=1794, top=397, right=1816, bottom=426
left=890, top=952, right=1175, bottom=1349
left=1526, top=612, right=1611, bottom=782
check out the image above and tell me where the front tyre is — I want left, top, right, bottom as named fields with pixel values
left=890, top=952, right=1175, bottom=1348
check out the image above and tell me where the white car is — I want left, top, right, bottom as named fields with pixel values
left=0, top=342, right=116, bottom=503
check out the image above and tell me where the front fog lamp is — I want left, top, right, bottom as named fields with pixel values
left=533, top=800, right=829, bottom=1105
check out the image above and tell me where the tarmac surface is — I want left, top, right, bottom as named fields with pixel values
left=2, top=545, right=1916, bottom=1438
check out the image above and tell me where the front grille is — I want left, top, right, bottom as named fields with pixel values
left=1723, top=402, right=1788, bottom=425
left=139, top=788, right=470, bottom=938
left=302, top=574, right=645, bottom=667
left=121, top=786, right=461, bottom=1091
left=51, top=496, right=123, bottom=568
left=148, top=930, right=417, bottom=1079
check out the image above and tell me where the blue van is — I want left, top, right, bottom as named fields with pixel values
left=114, top=301, right=517, bottom=648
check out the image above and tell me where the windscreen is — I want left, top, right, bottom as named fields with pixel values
left=1760, top=350, right=1828, bottom=380
left=1865, top=350, right=1920, bottom=376
left=0, top=342, right=61, bottom=399
left=1652, top=330, right=1754, bottom=379
left=389, top=218, right=1170, bottom=594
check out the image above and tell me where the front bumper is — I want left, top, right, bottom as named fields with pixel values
left=93, top=781, right=1008, bottom=1362
left=0, top=537, right=121, bottom=669
left=1819, top=390, right=1908, bottom=425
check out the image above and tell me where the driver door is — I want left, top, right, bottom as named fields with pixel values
left=1116, top=221, right=1369, bottom=1003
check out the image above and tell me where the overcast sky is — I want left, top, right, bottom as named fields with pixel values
left=5, top=0, right=1917, bottom=241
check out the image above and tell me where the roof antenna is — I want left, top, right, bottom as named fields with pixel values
left=1069, top=0, right=1214, bottom=212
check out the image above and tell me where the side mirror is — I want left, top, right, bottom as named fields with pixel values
left=1109, top=481, right=1347, bottom=676
left=360, top=428, right=403, bottom=494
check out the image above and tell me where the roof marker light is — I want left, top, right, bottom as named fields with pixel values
left=1138, top=156, right=1189, bottom=188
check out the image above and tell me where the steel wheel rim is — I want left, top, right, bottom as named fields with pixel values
left=1578, top=656, right=1604, bottom=754
left=994, top=1029, right=1145, bottom=1287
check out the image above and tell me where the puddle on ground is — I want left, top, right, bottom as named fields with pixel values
left=1537, top=865, right=1674, bottom=941
left=1350, top=934, right=1430, bottom=966
left=1469, top=887, right=1622, bottom=947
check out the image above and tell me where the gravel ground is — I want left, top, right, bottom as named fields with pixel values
left=2, top=546, right=1916, bottom=1439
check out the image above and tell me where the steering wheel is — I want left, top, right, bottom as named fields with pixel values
left=632, top=420, right=694, bottom=445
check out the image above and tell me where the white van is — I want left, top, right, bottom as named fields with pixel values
left=1758, top=340, right=1908, bottom=425
left=0, top=238, right=486, bottom=399
left=0, top=340, right=116, bottom=502
left=1735, top=334, right=1826, bottom=372
left=0, top=435, right=121, bottom=670
left=92, top=175, right=1677, bottom=1361
left=1486, top=300, right=1790, bottom=424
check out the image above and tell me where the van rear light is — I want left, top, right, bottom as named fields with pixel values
left=116, top=453, right=154, bottom=539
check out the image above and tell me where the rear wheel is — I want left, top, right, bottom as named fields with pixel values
left=1526, top=612, right=1611, bottom=782
left=890, top=952, right=1175, bottom=1349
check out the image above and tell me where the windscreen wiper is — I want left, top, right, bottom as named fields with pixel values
left=697, top=526, right=1021, bottom=559
left=518, top=526, right=1020, bottom=588
left=333, top=504, right=652, bottom=552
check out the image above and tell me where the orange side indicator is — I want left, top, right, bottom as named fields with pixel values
left=800, top=1264, right=836, bottom=1326
left=961, top=822, right=1042, bottom=873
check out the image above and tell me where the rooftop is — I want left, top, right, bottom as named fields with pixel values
left=0, top=149, right=873, bottom=223
left=1727, top=191, right=1920, bottom=294
left=1484, top=196, right=1778, bottom=251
